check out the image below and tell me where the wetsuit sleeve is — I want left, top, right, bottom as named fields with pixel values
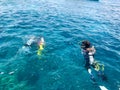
left=91, top=46, right=96, bottom=54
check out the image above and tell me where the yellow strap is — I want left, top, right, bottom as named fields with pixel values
left=37, top=45, right=44, bottom=56
left=39, top=45, right=44, bottom=50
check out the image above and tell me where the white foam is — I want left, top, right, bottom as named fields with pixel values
left=9, top=71, right=15, bottom=75
left=27, top=36, right=35, bottom=45
left=0, top=72, right=4, bottom=75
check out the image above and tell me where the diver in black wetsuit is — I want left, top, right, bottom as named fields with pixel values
left=81, top=40, right=96, bottom=69
left=80, top=40, right=107, bottom=82
left=81, top=40, right=96, bottom=82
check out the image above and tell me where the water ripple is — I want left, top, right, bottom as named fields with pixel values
left=0, top=0, right=120, bottom=90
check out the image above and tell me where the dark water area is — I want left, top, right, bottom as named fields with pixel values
left=0, top=0, right=120, bottom=90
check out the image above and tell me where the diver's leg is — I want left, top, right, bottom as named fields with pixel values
left=84, top=58, right=96, bottom=83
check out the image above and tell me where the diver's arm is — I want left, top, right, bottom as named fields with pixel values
left=92, top=46, right=96, bottom=54
left=86, top=46, right=96, bottom=54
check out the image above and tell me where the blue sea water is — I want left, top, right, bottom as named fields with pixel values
left=0, top=0, right=120, bottom=90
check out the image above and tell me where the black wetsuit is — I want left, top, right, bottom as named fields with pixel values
left=82, top=45, right=94, bottom=69
left=82, top=49, right=90, bottom=69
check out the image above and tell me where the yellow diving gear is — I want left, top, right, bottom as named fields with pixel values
left=93, top=61, right=104, bottom=72
left=40, top=44, right=44, bottom=50
left=37, top=37, right=45, bottom=57
left=94, top=62, right=100, bottom=71
left=37, top=44, right=44, bottom=55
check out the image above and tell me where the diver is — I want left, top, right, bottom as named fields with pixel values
left=22, top=36, right=45, bottom=56
left=80, top=40, right=96, bottom=81
left=80, top=40, right=107, bottom=82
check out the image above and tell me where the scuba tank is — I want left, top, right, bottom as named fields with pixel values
left=89, top=46, right=96, bottom=65
left=89, top=52, right=94, bottom=65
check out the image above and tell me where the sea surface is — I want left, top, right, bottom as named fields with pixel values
left=0, top=0, right=120, bottom=90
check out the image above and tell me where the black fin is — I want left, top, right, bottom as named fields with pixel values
left=101, top=74, right=108, bottom=81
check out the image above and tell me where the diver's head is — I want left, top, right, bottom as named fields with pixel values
left=81, top=40, right=91, bottom=49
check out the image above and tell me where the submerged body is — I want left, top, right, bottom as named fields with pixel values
left=80, top=40, right=108, bottom=90
left=22, top=36, right=45, bottom=56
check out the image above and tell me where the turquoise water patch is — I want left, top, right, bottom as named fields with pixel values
left=0, top=0, right=120, bottom=90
